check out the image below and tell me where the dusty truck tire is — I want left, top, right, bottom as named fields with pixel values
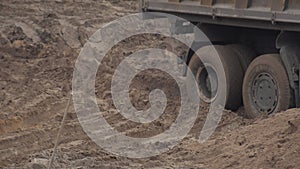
left=187, top=45, right=244, bottom=111
left=226, top=44, right=256, bottom=73
left=242, top=54, right=291, bottom=118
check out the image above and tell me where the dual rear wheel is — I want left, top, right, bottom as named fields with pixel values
left=188, top=45, right=292, bottom=118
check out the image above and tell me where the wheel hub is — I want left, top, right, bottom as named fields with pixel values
left=196, top=65, right=218, bottom=102
left=251, top=73, right=278, bottom=114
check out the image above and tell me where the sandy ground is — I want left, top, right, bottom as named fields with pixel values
left=0, top=0, right=300, bottom=168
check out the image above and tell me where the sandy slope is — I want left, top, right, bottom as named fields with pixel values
left=0, top=1, right=300, bottom=168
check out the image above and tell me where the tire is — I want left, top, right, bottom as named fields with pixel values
left=188, top=45, right=244, bottom=111
left=226, top=44, right=256, bottom=73
left=242, top=54, right=291, bottom=118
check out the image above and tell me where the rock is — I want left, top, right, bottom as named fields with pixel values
left=4, top=25, right=28, bottom=43
left=37, top=30, right=53, bottom=44
left=0, top=35, right=8, bottom=45
left=61, top=25, right=81, bottom=49
left=15, top=22, right=41, bottom=43
left=29, top=158, right=48, bottom=169
left=32, top=163, right=47, bottom=169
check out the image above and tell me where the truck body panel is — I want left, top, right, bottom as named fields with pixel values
left=142, top=0, right=300, bottom=31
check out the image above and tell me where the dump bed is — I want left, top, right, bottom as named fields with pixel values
left=142, top=0, right=300, bottom=31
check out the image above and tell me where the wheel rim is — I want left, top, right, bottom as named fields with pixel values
left=251, top=73, right=278, bottom=114
left=196, top=64, right=218, bottom=102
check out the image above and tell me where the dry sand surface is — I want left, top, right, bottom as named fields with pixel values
left=0, top=0, right=300, bottom=168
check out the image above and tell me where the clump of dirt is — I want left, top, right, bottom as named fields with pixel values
left=1, top=1, right=300, bottom=169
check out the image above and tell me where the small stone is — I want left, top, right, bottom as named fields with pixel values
left=32, top=163, right=47, bottom=169
left=248, top=152, right=257, bottom=158
left=30, top=158, right=48, bottom=169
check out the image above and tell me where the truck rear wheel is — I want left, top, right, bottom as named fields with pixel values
left=188, top=45, right=244, bottom=110
left=242, top=54, right=291, bottom=118
left=227, top=44, right=256, bottom=73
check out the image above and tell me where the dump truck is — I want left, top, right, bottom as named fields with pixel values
left=140, top=0, right=300, bottom=118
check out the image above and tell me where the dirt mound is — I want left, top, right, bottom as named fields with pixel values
left=0, top=1, right=300, bottom=169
